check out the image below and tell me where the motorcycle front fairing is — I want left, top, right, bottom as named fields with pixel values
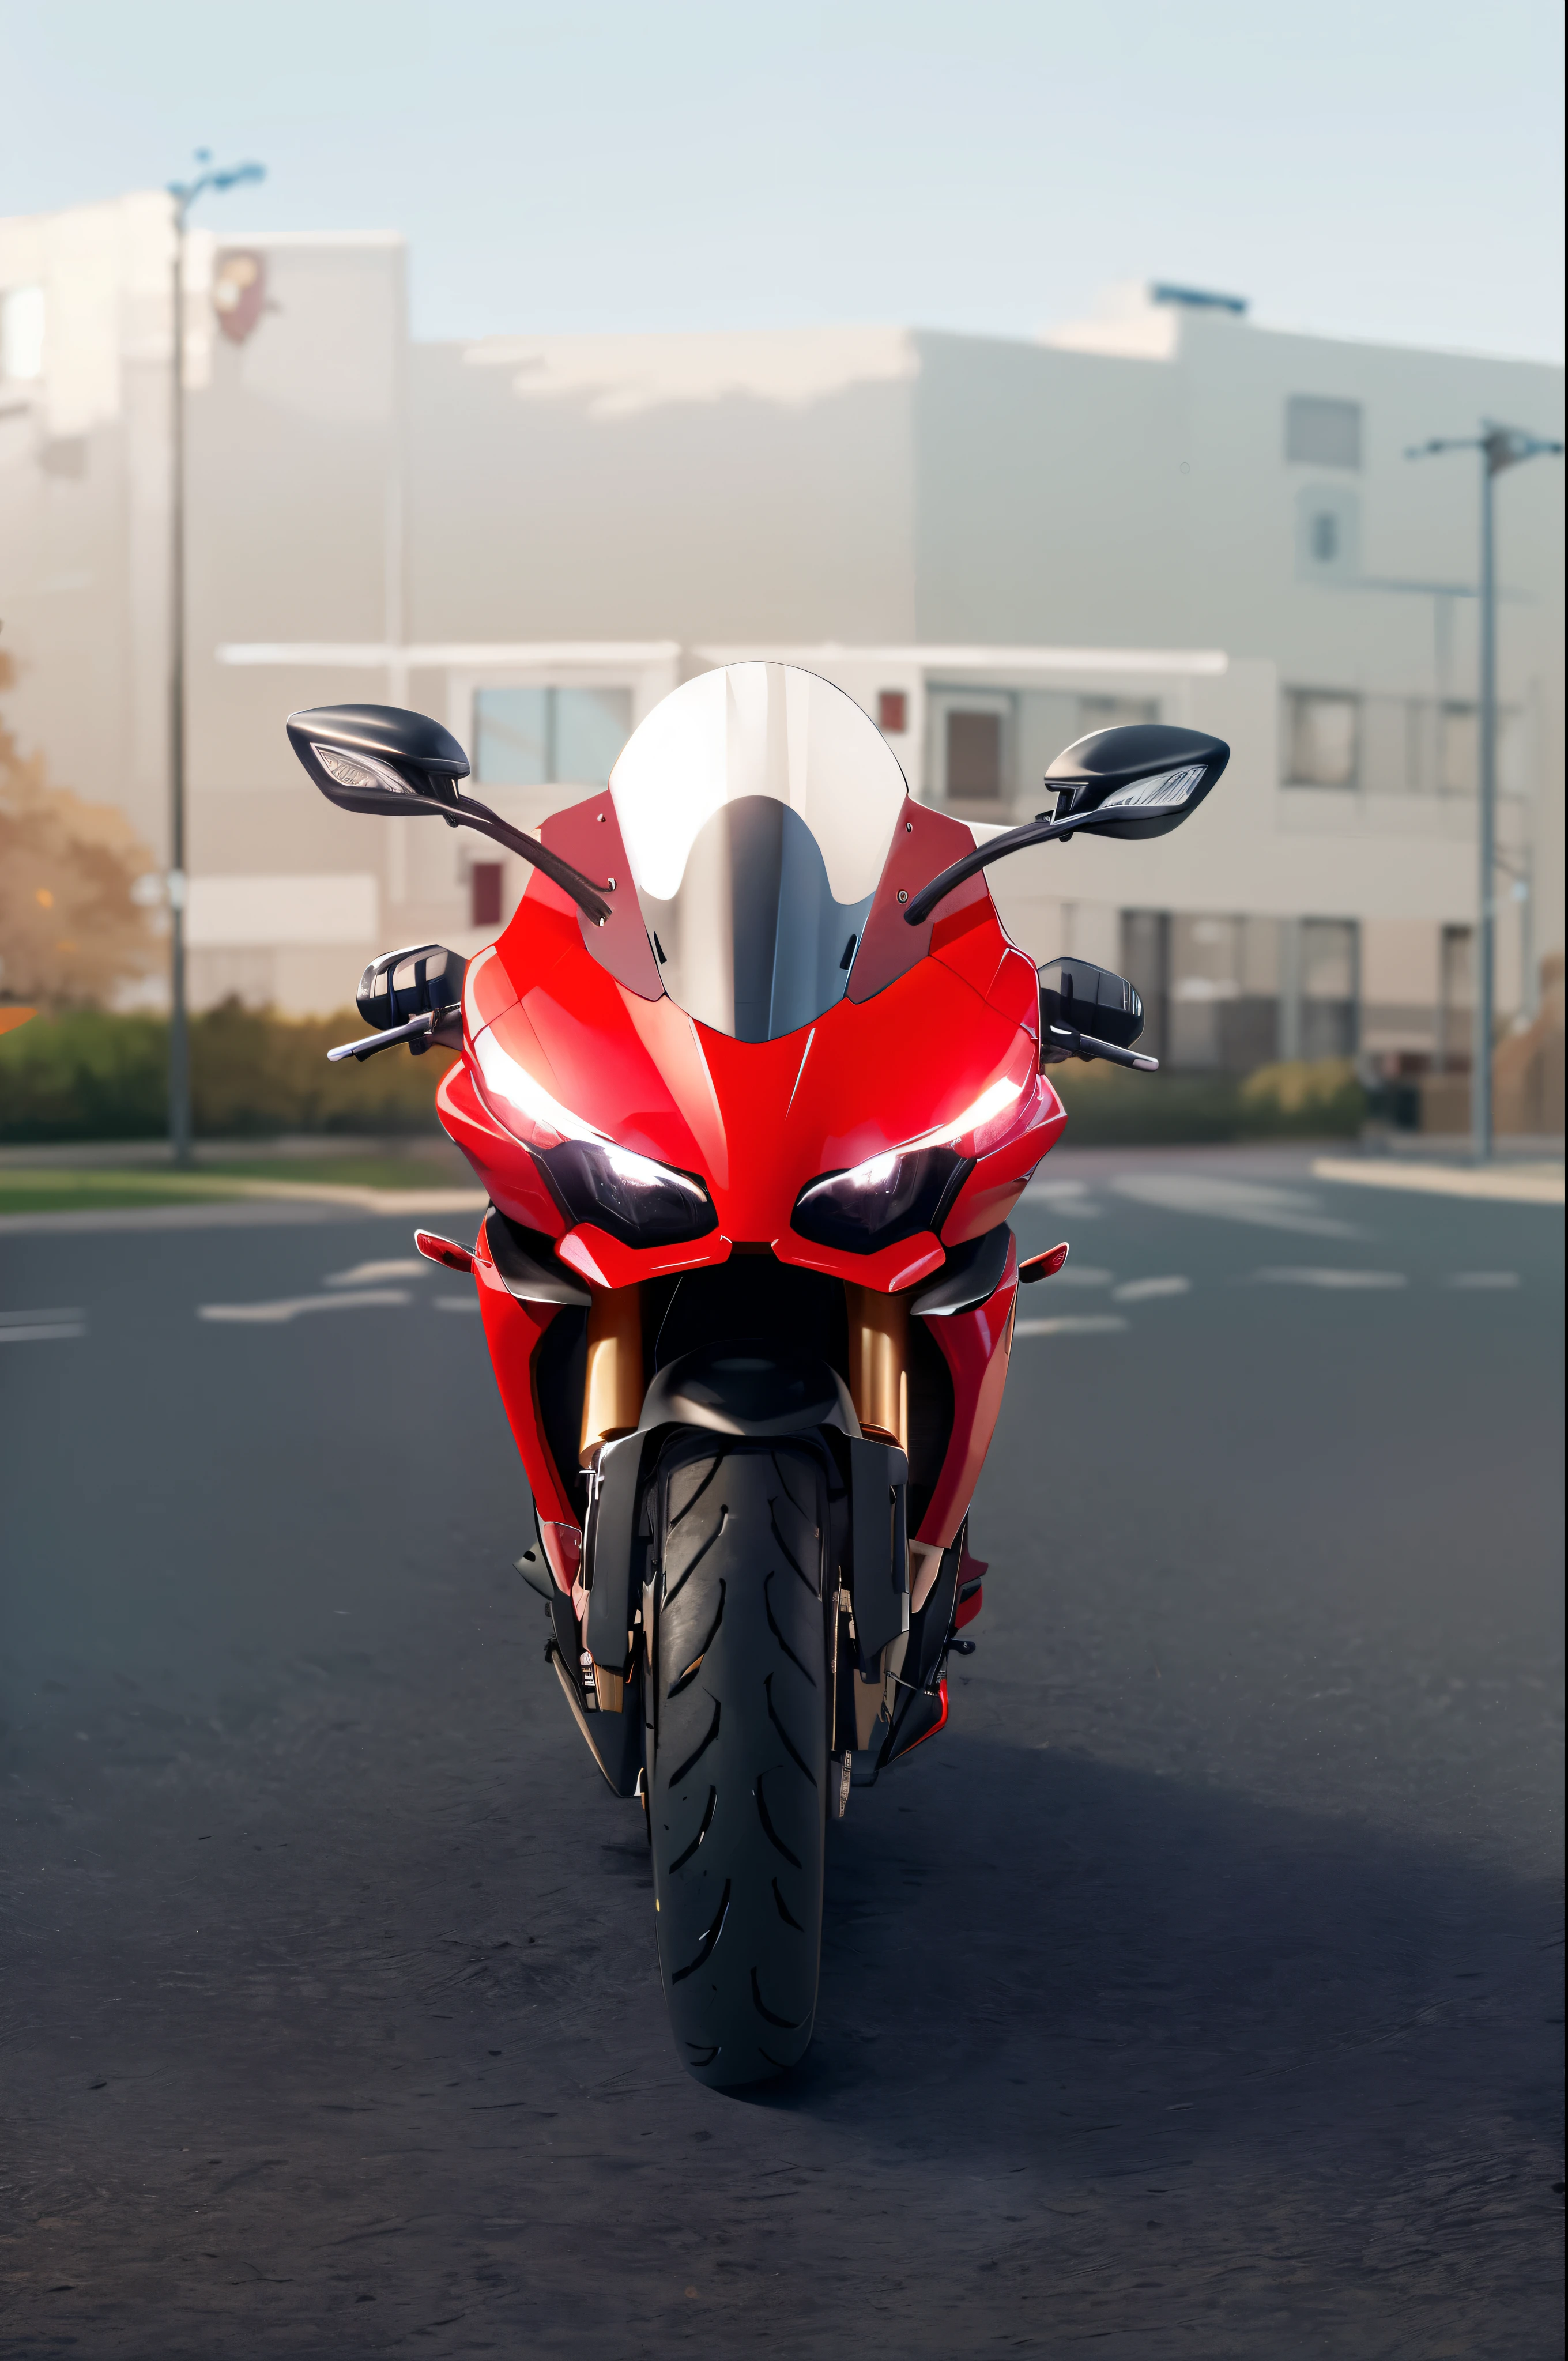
left=438, top=804, right=1057, bottom=1594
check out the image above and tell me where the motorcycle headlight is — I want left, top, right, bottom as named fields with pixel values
left=790, top=1145, right=972, bottom=1254
left=533, top=1138, right=717, bottom=1250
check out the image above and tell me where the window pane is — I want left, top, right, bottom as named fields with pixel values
left=1120, top=910, right=1169, bottom=1063
left=1286, top=395, right=1362, bottom=468
left=474, top=687, right=549, bottom=786
left=1169, top=914, right=1241, bottom=1070
left=946, top=710, right=1001, bottom=799
left=1300, top=918, right=1358, bottom=1057
left=1286, top=691, right=1359, bottom=787
left=1440, top=705, right=1477, bottom=795
left=553, top=687, right=632, bottom=786
left=1301, top=919, right=1356, bottom=1001
left=473, top=685, right=632, bottom=787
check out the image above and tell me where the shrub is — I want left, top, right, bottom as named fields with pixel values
left=0, top=1003, right=454, bottom=1142
left=1050, top=1056, right=1365, bottom=1145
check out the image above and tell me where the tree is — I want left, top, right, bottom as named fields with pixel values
left=0, top=644, right=159, bottom=1008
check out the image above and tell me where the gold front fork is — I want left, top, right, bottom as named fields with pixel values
left=844, top=1282, right=909, bottom=1452
left=579, top=1284, right=644, bottom=1465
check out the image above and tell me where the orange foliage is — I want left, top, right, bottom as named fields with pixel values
left=0, top=646, right=160, bottom=1008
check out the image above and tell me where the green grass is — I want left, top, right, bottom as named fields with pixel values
left=0, top=1168, right=245, bottom=1214
left=198, top=1155, right=473, bottom=1191
left=0, top=1155, right=476, bottom=1216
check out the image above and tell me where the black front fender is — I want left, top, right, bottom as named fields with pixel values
left=582, top=1344, right=907, bottom=1681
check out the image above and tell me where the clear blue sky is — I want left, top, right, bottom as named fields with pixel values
left=2, top=0, right=1562, bottom=361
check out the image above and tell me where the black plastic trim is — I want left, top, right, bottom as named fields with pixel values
left=638, top=1345, right=860, bottom=1442
left=484, top=1207, right=592, bottom=1307
left=847, top=1434, right=910, bottom=1672
left=910, top=1222, right=1012, bottom=1319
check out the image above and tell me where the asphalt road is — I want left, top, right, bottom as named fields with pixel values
left=2, top=1151, right=1562, bottom=2359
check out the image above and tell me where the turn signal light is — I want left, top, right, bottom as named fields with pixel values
left=1017, top=1240, right=1069, bottom=1284
left=414, top=1230, right=474, bottom=1274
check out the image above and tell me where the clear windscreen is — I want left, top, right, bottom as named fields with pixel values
left=608, top=664, right=907, bottom=1042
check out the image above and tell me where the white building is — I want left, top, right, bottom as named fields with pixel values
left=1, top=194, right=1562, bottom=1084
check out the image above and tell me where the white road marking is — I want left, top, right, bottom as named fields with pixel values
left=325, top=1259, right=428, bottom=1286
left=198, top=1289, right=412, bottom=1325
left=1445, top=1271, right=1521, bottom=1289
left=434, top=1294, right=480, bottom=1312
left=1014, top=1315, right=1129, bottom=1337
left=0, top=1312, right=86, bottom=1341
left=1253, top=1268, right=1407, bottom=1289
left=1313, top=1157, right=1563, bottom=1206
left=1113, top=1174, right=1359, bottom=1237
left=1113, top=1276, right=1190, bottom=1303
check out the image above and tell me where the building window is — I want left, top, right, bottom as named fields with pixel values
left=1439, top=704, right=1479, bottom=795
left=470, top=863, right=503, bottom=930
left=473, top=685, right=632, bottom=788
left=1121, top=911, right=1169, bottom=1063
left=1296, top=484, right=1359, bottom=582
left=1134, top=914, right=1283, bottom=1073
left=877, top=689, right=908, bottom=736
left=1286, top=395, right=1362, bottom=469
left=1438, top=925, right=1473, bottom=1071
left=1285, top=689, right=1359, bottom=788
left=945, top=710, right=1003, bottom=801
left=1299, top=918, right=1359, bottom=1058
left=0, top=286, right=45, bottom=382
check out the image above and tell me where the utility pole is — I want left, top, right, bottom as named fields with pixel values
left=1407, top=423, right=1562, bottom=1161
left=165, top=151, right=265, bottom=1166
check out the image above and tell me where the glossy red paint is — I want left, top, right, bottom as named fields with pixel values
left=917, top=1242, right=1019, bottom=1549
left=471, top=1216, right=576, bottom=1530
left=462, top=862, right=1047, bottom=1270
left=556, top=1223, right=730, bottom=1290
left=413, top=1229, right=474, bottom=1274
left=440, top=805, right=1060, bottom=1721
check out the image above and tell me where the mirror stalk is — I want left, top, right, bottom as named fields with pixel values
left=287, top=704, right=614, bottom=926
left=903, top=805, right=1124, bottom=926
left=447, top=794, right=613, bottom=925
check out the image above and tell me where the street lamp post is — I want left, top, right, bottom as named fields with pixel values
left=165, top=151, right=265, bottom=1167
left=1407, top=423, right=1562, bottom=1163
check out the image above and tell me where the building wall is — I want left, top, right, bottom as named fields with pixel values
left=1, top=196, right=1562, bottom=1061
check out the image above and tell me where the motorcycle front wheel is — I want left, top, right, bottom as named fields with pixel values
left=646, top=1435, right=831, bottom=2088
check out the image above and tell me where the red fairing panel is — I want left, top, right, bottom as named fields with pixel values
left=470, top=1215, right=576, bottom=1536
left=917, top=1240, right=1019, bottom=1551
left=453, top=855, right=1058, bottom=1279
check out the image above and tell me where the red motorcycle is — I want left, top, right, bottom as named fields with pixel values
left=291, top=665, right=1227, bottom=2085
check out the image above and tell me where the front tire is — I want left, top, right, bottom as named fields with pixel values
left=647, top=1438, right=830, bottom=2088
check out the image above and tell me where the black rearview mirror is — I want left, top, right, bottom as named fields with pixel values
left=286, top=702, right=614, bottom=924
left=1038, top=957, right=1158, bottom=1072
left=902, top=721, right=1231, bottom=927
left=287, top=703, right=469, bottom=815
left=1042, top=722, right=1228, bottom=840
